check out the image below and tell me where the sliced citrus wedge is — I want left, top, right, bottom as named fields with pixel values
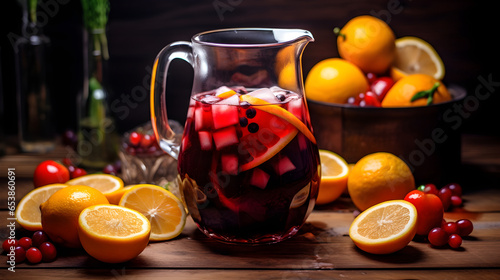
left=78, top=204, right=151, bottom=263
left=119, top=184, right=186, bottom=241
left=66, top=174, right=124, bottom=196
left=106, top=185, right=136, bottom=205
left=239, top=94, right=316, bottom=144
left=316, top=150, right=349, bottom=205
left=349, top=200, right=417, bottom=254
left=16, top=184, right=68, bottom=231
left=392, top=36, right=445, bottom=81
left=240, top=129, right=298, bottom=171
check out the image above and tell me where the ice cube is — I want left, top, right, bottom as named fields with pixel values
left=249, top=88, right=278, bottom=103
left=201, top=95, right=221, bottom=104
left=217, top=94, right=240, bottom=105
left=215, top=86, right=234, bottom=96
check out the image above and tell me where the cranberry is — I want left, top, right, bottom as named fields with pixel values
left=31, top=231, right=50, bottom=248
left=140, top=134, right=155, bottom=148
left=428, top=227, right=448, bottom=247
left=366, top=72, right=378, bottom=84
left=2, top=239, right=18, bottom=252
left=129, top=131, right=143, bottom=146
left=442, top=222, right=459, bottom=236
left=18, top=237, right=32, bottom=250
left=438, top=187, right=453, bottom=211
left=68, top=166, right=87, bottom=179
left=456, top=219, right=474, bottom=236
left=103, top=164, right=118, bottom=175
left=423, top=183, right=439, bottom=196
left=26, top=247, right=43, bottom=264
left=445, top=183, right=463, bottom=196
left=448, top=234, right=462, bottom=249
left=39, top=242, right=57, bottom=262
left=14, top=246, right=26, bottom=263
left=451, top=195, right=463, bottom=207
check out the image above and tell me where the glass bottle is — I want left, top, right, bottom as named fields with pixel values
left=77, top=28, right=118, bottom=169
left=14, top=0, right=56, bottom=153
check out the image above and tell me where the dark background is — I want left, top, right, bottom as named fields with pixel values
left=1, top=0, right=499, bottom=138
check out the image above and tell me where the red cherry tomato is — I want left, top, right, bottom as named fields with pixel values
left=33, top=160, right=70, bottom=188
left=370, top=77, right=394, bottom=101
left=404, top=190, right=444, bottom=236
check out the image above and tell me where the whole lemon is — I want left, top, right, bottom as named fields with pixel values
left=347, top=152, right=415, bottom=211
left=305, top=58, right=368, bottom=104
left=381, top=73, right=452, bottom=107
left=335, top=15, right=396, bottom=74
left=40, top=185, right=109, bottom=248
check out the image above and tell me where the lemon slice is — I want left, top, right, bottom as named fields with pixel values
left=119, top=184, right=187, bottom=241
left=15, top=184, right=68, bottom=231
left=66, top=174, right=124, bottom=196
left=392, top=36, right=445, bottom=81
left=78, top=204, right=151, bottom=263
left=316, top=150, right=349, bottom=205
left=349, top=200, right=417, bottom=254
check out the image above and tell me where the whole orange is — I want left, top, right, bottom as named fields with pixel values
left=347, top=152, right=415, bottom=211
left=381, top=73, right=452, bottom=107
left=40, top=185, right=109, bottom=248
left=335, top=15, right=396, bottom=74
left=305, top=58, right=368, bottom=104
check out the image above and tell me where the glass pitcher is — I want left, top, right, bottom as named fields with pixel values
left=151, top=28, right=320, bottom=244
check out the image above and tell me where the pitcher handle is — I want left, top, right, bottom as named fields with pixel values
left=150, top=41, right=193, bottom=160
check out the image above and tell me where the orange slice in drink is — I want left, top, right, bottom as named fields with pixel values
left=239, top=94, right=316, bottom=144
left=349, top=200, right=417, bottom=254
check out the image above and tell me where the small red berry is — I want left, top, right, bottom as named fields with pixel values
left=428, top=227, right=449, bottom=247
left=32, top=231, right=50, bottom=248
left=438, top=187, right=453, bottom=211
left=140, top=133, right=155, bottom=148
left=456, top=219, right=474, bottom=236
left=39, top=242, right=57, bottom=262
left=423, top=183, right=439, bottom=196
left=442, top=222, right=459, bottom=236
left=448, top=234, right=462, bottom=249
left=129, top=131, right=143, bottom=146
left=18, top=237, right=32, bottom=250
left=14, top=246, right=26, bottom=263
left=451, top=195, right=462, bottom=207
left=2, top=239, right=18, bottom=252
left=445, top=183, right=462, bottom=197
left=70, top=167, right=87, bottom=179
left=26, top=247, right=43, bottom=264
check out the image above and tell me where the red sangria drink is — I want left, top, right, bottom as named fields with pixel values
left=177, top=86, right=320, bottom=244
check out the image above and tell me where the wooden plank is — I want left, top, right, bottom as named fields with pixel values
left=2, top=211, right=499, bottom=270
left=2, top=268, right=500, bottom=280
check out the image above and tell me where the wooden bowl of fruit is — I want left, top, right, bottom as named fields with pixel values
left=305, top=15, right=467, bottom=184
left=307, top=82, right=466, bottom=185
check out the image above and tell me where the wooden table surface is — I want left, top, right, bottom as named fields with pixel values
left=1, top=134, right=499, bottom=279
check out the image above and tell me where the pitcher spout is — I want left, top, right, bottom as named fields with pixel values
left=272, top=28, right=314, bottom=46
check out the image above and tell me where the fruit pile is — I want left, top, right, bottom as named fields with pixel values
left=3, top=160, right=186, bottom=264
left=316, top=148, right=474, bottom=254
left=305, top=15, right=451, bottom=107
left=122, top=128, right=163, bottom=156
left=3, top=231, right=57, bottom=264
